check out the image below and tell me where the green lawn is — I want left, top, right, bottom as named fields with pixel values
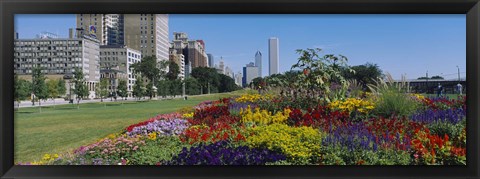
left=420, top=93, right=464, bottom=99
left=14, top=90, right=247, bottom=163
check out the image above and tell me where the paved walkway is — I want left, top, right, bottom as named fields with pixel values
left=14, top=95, right=192, bottom=108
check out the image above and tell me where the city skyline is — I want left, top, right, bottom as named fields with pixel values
left=15, top=14, right=466, bottom=80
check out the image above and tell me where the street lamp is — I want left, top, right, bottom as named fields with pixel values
left=456, top=66, right=460, bottom=82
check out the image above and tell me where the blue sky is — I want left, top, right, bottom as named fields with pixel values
left=15, top=14, right=466, bottom=80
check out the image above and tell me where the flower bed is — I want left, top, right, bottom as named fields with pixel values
left=24, top=93, right=467, bottom=166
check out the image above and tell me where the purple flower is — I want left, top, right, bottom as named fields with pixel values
left=166, top=141, right=286, bottom=165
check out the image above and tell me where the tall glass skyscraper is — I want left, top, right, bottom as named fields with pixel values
left=207, top=53, right=214, bottom=68
left=268, top=37, right=279, bottom=75
left=255, top=50, right=262, bottom=77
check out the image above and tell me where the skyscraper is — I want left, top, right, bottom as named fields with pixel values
left=268, top=37, right=279, bottom=75
left=207, top=53, right=214, bottom=67
left=77, top=14, right=169, bottom=62
left=171, top=32, right=208, bottom=77
left=242, top=62, right=259, bottom=87
left=255, top=50, right=262, bottom=77
left=124, top=14, right=169, bottom=62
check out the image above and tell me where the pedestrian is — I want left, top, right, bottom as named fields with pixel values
left=437, top=83, right=443, bottom=97
left=457, top=83, right=463, bottom=95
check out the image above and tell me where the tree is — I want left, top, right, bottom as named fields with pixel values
left=191, top=67, right=219, bottom=94
left=250, top=77, right=264, bottom=90
left=146, top=82, right=154, bottom=99
left=130, top=56, right=161, bottom=84
left=343, top=63, right=383, bottom=88
left=166, top=61, right=180, bottom=81
left=117, top=79, right=128, bottom=100
left=57, top=79, right=67, bottom=98
left=96, top=78, right=109, bottom=103
left=219, top=74, right=239, bottom=93
left=32, top=67, right=48, bottom=112
left=184, top=77, right=200, bottom=95
left=431, top=75, right=444, bottom=80
left=133, top=76, right=145, bottom=100
left=14, top=74, right=32, bottom=110
left=73, top=67, right=89, bottom=109
left=46, top=79, right=59, bottom=108
left=169, top=79, right=183, bottom=97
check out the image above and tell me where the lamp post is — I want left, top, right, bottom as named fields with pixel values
left=457, top=66, right=460, bottom=82
left=425, top=70, right=429, bottom=94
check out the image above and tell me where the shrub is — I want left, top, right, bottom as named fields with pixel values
left=367, top=74, right=420, bottom=118
left=426, top=119, right=465, bottom=141
left=128, top=136, right=188, bottom=165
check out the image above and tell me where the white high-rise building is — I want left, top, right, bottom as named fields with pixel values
left=268, top=37, right=279, bottom=75
left=255, top=50, right=262, bottom=77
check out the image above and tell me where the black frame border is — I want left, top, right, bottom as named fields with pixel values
left=1, top=0, right=479, bottom=178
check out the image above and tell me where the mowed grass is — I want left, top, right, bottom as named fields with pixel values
left=14, top=90, right=247, bottom=163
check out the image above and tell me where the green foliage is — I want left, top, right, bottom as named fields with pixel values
left=14, top=74, right=32, bottom=102
left=133, top=76, right=146, bottom=100
left=57, top=79, right=67, bottom=97
left=73, top=68, right=89, bottom=103
left=343, top=63, right=383, bottom=88
left=427, top=119, right=466, bottom=141
left=184, top=77, right=200, bottom=95
left=168, top=79, right=183, bottom=97
left=117, top=79, right=128, bottom=100
left=218, top=74, right=240, bottom=92
left=46, top=79, right=59, bottom=100
left=191, top=67, right=219, bottom=94
left=321, top=146, right=411, bottom=165
left=368, top=73, right=419, bottom=118
left=130, top=56, right=161, bottom=82
left=96, top=78, right=109, bottom=101
left=128, top=136, right=189, bottom=165
left=166, top=60, right=180, bottom=81
left=146, top=82, right=154, bottom=99
left=291, top=48, right=354, bottom=103
left=32, top=67, right=48, bottom=104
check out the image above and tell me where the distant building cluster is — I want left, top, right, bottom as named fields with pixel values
left=14, top=14, right=281, bottom=98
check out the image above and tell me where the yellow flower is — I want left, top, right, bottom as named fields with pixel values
left=182, top=112, right=194, bottom=119
left=148, top=132, right=157, bottom=140
left=329, top=98, right=375, bottom=114
left=240, top=106, right=291, bottom=125
left=246, top=123, right=324, bottom=160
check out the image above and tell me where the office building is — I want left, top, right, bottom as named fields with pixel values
left=171, top=32, right=208, bottom=77
left=255, top=50, right=262, bottom=77
left=14, top=33, right=101, bottom=99
left=100, top=66, right=128, bottom=98
left=235, top=72, right=243, bottom=86
left=242, top=62, right=259, bottom=87
left=268, top=37, right=279, bottom=75
left=207, top=53, right=214, bottom=68
left=169, top=48, right=186, bottom=80
left=77, top=14, right=169, bottom=62
left=99, top=45, right=142, bottom=97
